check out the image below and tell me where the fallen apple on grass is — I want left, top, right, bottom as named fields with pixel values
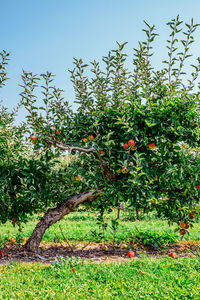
left=10, top=239, right=16, bottom=245
left=128, top=250, right=135, bottom=258
left=169, top=252, right=177, bottom=258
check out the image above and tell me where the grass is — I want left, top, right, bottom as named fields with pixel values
left=0, top=257, right=199, bottom=299
left=0, top=210, right=200, bottom=299
left=0, top=210, right=200, bottom=245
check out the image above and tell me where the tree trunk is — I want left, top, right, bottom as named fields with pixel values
left=136, top=208, right=140, bottom=220
left=24, top=188, right=102, bottom=252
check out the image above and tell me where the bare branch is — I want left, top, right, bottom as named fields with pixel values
left=44, top=138, right=95, bottom=153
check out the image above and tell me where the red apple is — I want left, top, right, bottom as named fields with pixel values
left=128, top=250, right=135, bottom=258
left=55, top=130, right=61, bottom=135
left=88, top=135, right=94, bottom=141
left=12, top=218, right=17, bottom=223
left=130, top=241, right=135, bottom=245
left=75, top=176, right=82, bottom=181
left=148, top=143, right=156, bottom=149
left=185, top=224, right=190, bottom=229
left=72, top=268, right=76, bottom=273
left=123, top=143, right=129, bottom=150
left=169, top=252, right=177, bottom=258
left=128, top=140, right=136, bottom=147
left=189, top=213, right=194, bottom=219
left=99, top=150, right=105, bottom=155
left=0, top=251, right=5, bottom=258
left=83, top=138, right=88, bottom=143
left=180, top=229, right=186, bottom=236
left=121, top=168, right=129, bottom=174
left=179, top=221, right=186, bottom=229
left=131, top=146, right=137, bottom=151
left=196, top=184, right=200, bottom=189
left=30, top=135, right=37, bottom=144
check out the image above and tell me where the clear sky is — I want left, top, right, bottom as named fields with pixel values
left=1, top=0, right=200, bottom=120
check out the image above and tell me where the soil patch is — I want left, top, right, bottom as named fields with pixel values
left=0, top=241, right=200, bottom=264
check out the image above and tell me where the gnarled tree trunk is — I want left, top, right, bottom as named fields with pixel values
left=24, top=188, right=102, bottom=252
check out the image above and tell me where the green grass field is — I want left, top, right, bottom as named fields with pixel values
left=0, top=257, right=199, bottom=299
left=0, top=210, right=200, bottom=299
left=0, top=210, right=200, bottom=245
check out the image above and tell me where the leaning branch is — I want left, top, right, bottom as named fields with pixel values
left=24, top=188, right=102, bottom=252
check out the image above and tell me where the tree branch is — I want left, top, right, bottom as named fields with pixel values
left=148, top=161, right=164, bottom=165
left=44, top=138, right=95, bottom=153
left=44, top=138, right=116, bottom=181
left=24, top=188, right=102, bottom=252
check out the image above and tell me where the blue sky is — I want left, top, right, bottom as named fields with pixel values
left=1, top=0, right=200, bottom=120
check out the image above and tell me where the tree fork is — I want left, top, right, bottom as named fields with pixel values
left=24, top=188, right=102, bottom=252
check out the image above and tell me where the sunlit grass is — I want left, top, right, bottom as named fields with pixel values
left=0, top=210, right=199, bottom=245
left=0, top=257, right=199, bottom=299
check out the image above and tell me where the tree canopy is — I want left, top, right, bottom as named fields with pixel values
left=0, top=16, right=200, bottom=251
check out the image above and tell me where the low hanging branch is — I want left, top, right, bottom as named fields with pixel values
left=24, top=188, right=102, bottom=252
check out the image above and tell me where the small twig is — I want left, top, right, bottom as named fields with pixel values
left=58, top=225, right=74, bottom=253
left=54, top=233, right=61, bottom=244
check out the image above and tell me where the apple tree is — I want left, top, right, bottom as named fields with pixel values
left=1, top=17, right=200, bottom=252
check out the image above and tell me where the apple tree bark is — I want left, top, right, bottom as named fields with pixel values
left=24, top=188, right=102, bottom=252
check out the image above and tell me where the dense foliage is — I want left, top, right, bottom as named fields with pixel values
left=0, top=16, right=200, bottom=235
